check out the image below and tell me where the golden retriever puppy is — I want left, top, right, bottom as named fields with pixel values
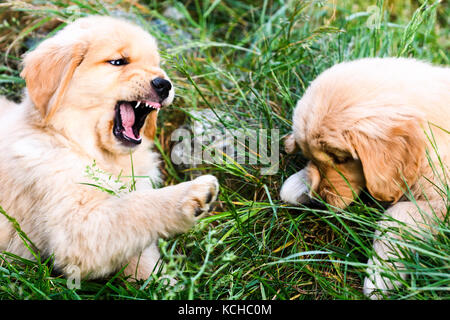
left=280, top=58, right=449, bottom=298
left=0, top=16, right=219, bottom=281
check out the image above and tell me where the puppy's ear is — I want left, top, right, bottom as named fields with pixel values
left=345, top=119, right=424, bottom=202
left=284, top=134, right=300, bottom=154
left=143, top=111, right=158, bottom=141
left=21, top=40, right=87, bottom=122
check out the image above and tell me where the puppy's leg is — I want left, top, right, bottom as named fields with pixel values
left=363, top=200, right=445, bottom=299
left=123, top=242, right=162, bottom=280
left=0, top=214, right=13, bottom=251
left=52, top=174, right=219, bottom=279
left=124, top=242, right=179, bottom=286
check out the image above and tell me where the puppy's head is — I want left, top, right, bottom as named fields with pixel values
left=282, top=78, right=425, bottom=209
left=21, top=16, right=174, bottom=154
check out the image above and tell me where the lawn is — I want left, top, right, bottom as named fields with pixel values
left=0, top=0, right=449, bottom=300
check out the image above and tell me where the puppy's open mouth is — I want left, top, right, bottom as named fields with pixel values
left=113, top=100, right=160, bottom=145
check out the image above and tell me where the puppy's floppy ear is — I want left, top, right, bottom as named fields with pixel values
left=21, top=39, right=87, bottom=122
left=143, top=111, right=158, bottom=141
left=284, top=133, right=300, bottom=154
left=345, top=119, right=424, bottom=202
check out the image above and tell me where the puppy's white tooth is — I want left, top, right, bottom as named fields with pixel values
left=145, top=103, right=149, bottom=108
left=135, top=101, right=141, bottom=108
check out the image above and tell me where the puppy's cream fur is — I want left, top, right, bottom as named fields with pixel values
left=281, top=58, right=449, bottom=298
left=0, top=16, right=219, bottom=280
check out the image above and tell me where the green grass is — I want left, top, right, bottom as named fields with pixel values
left=0, top=0, right=449, bottom=300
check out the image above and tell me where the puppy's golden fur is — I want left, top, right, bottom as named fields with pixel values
left=280, top=58, right=449, bottom=298
left=0, top=16, right=218, bottom=280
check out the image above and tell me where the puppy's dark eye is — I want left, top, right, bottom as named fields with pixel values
left=330, top=154, right=351, bottom=164
left=107, top=58, right=129, bottom=66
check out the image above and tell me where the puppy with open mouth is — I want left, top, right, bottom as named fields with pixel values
left=0, top=16, right=219, bottom=280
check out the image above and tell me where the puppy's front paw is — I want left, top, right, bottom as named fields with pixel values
left=180, top=175, right=219, bottom=220
left=280, top=168, right=311, bottom=205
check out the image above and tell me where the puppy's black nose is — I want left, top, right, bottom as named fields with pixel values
left=151, top=77, right=172, bottom=101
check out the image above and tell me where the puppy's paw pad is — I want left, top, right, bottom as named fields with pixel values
left=181, top=175, right=219, bottom=219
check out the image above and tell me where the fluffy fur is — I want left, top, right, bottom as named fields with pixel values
left=0, top=16, right=219, bottom=280
left=280, top=57, right=449, bottom=298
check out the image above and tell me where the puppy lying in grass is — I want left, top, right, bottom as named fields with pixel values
left=0, top=16, right=218, bottom=281
left=280, top=58, right=449, bottom=298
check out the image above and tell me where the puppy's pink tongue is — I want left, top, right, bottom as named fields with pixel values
left=119, top=103, right=138, bottom=139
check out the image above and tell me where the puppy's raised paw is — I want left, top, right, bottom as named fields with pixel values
left=180, top=175, right=219, bottom=220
